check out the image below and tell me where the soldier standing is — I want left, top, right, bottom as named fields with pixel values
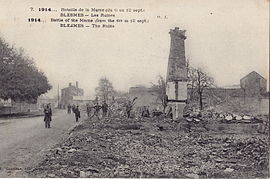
left=74, top=106, right=80, bottom=122
left=44, top=104, right=52, bottom=128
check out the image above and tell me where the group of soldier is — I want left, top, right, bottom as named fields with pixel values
left=84, top=97, right=144, bottom=119
left=65, top=101, right=109, bottom=121
left=86, top=101, right=108, bottom=119
left=43, top=97, right=165, bottom=128
left=82, top=98, right=137, bottom=120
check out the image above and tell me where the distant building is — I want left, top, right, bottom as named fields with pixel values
left=240, top=71, right=267, bottom=97
left=60, top=81, right=84, bottom=108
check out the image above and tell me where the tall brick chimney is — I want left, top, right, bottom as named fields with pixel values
left=69, top=82, right=72, bottom=87
left=166, top=27, right=188, bottom=82
left=76, top=81, right=78, bottom=88
left=166, top=27, right=188, bottom=119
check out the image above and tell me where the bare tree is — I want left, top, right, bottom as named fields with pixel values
left=95, top=77, right=115, bottom=102
left=187, top=67, right=197, bottom=101
left=188, top=67, right=214, bottom=110
left=152, top=75, right=167, bottom=112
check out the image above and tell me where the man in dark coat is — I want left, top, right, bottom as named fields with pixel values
left=44, top=104, right=52, bottom=128
left=74, top=106, right=80, bottom=122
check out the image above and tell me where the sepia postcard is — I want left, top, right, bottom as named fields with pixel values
left=0, top=0, right=269, bottom=178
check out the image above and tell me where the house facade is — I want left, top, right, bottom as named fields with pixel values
left=240, top=71, right=267, bottom=97
left=60, top=81, right=84, bottom=108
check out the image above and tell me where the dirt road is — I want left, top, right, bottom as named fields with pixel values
left=0, top=110, right=80, bottom=177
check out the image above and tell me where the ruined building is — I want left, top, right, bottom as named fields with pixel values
left=166, top=27, right=188, bottom=119
left=128, top=86, right=161, bottom=109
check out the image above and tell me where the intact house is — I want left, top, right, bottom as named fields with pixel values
left=59, top=81, right=84, bottom=109
left=240, top=71, right=267, bottom=97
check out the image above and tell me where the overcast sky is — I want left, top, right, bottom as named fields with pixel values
left=0, top=0, right=269, bottom=97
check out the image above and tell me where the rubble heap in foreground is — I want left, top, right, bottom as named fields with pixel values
left=29, top=115, right=269, bottom=178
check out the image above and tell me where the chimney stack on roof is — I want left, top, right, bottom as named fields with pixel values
left=69, top=82, right=72, bottom=87
left=76, top=81, right=78, bottom=88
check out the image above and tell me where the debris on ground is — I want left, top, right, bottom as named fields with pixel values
left=28, top=113, right=269, bottom=178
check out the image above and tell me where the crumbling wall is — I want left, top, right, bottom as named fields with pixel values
left=128, top=86, right=162, bottom=109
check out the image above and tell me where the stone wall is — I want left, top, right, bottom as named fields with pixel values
left=214, top=96, right=269, bottom=115
left=0, top=102, right=39, bottom=115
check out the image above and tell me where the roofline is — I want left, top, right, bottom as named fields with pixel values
left=61, top=85, right=84, bottom=90
left=240, top=71, right=266, bottom=81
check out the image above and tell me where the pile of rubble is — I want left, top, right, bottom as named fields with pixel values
left=179, top=134, right=269, bottom=178
left=29, top=115, right=269, bottom=178
left=218, top=113, right=265, bottom=124
left=184, top=107, right=267, bottom=124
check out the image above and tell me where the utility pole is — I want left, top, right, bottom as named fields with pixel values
left=57, top=84, right=60, bottom=109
